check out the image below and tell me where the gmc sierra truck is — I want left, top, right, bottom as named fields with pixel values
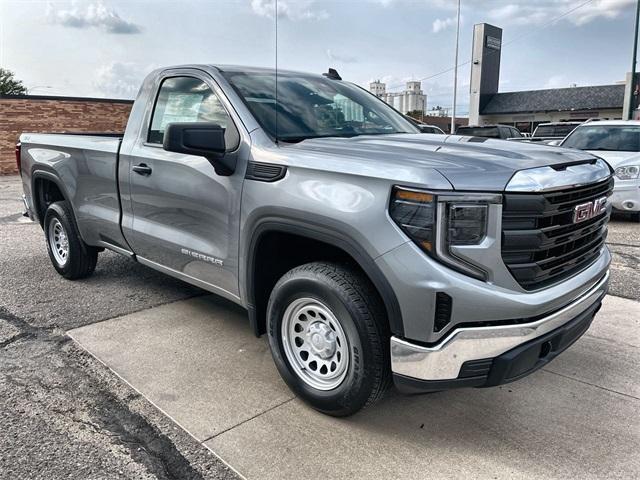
left=18, top=65, right=612, bottom=416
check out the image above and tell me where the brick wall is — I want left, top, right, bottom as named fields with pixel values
left=406, top=113, right=469, bottom=134
left=0, top=95, right=133, bottom=175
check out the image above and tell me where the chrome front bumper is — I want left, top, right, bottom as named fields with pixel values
left=391, top=271, right=609, bottom=382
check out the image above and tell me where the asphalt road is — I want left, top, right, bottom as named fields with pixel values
left=0, top=176, right=234, bottom=480
left=1, top=174, right=639, bottom=479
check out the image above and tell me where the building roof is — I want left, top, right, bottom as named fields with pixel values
left=480, top=84, right=625, bottom=115
left=0, top=94, right=133, bottom=104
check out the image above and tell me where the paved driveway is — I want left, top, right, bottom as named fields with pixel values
left=69, top=294, right=639, bottom=480
left=1, top=174, right=639, bottom=479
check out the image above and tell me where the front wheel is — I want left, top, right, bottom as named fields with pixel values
left=44, top=201, right=98, bottom=279
left=267, top=262, right=390, bottom=417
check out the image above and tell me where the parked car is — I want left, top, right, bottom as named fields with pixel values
left=560, top=120, right=640, bottom=168
left=456, top=124, right=523, bottom=139
left=531, top=122, right=582, bottom=144
left=610, top=155, right=640, bottom=220
left=18, top=65, right=612, bottom=416
left=416, top=124, right=446, bottom=134
left=405, top=116, right=446, bottom=134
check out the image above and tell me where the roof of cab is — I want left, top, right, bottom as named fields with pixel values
left=210, top=65, right=330, bottom=78
left=577, top=120, right=640, bottom=126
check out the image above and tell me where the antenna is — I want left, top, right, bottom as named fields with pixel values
left=451, top=0, right=460, bottom=134
left=275, top=0, right=279, bottom=144
left=323, top=68, right=342, bottom=80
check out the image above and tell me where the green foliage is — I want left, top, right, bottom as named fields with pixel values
left=0, top=68, right=28, bottom=95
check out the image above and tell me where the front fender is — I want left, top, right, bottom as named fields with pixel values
left=241, top=215, right=405, bottom=338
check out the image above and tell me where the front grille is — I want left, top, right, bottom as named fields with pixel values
left=502, top=177, right=613, bottom=290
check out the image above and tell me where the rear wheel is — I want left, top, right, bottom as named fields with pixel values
left=44, top=201, right=98, bottom=279
left=267, top=262, right=390, bottom=416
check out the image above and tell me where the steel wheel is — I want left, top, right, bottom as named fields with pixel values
left=281, top=297, right=350, bottom=391
left=48, top=217, right=69, bottom=266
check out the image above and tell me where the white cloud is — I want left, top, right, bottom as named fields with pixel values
left=250, top=0, right=329, bottom=21
left=326, top=49, right=357, bottom=64
left=368, top=0, right=397, bottom=6
left=545, top=74, right=570, bottom=89
left=93, top=62, right=151, bottom=98
left=487, top=0, right=635, bottom=27
left=47, top=1, right=141, bottom=34
left=432, top=16, right=457, bottom=33
left=544, top=75, right=586, bottom=89
left=371, top=0, right=458, bottom=9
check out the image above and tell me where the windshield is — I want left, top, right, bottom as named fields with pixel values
left=562, top=125, right=640, bottom=151
left=533, top=124, right=579, bottom=138
left=457, top=126, right=500, bottom=138
left=222, top=71, right=418, bottom=142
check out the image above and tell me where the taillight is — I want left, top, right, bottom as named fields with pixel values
left=15, top=142, right=22, bottom=173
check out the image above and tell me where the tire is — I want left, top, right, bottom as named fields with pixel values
left=44, top=201, right=98, bottom=279
left=267, top=262, right=391, bottom=417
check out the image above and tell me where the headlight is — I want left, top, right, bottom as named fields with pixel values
left=390, top=187, right=500, bottom=279
left=389, top=188, right=436, bottom=252
left=614, top=165, right=640, bottom=180
left=446, top=203, right=487, bottom=245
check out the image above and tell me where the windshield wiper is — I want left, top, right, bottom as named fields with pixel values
left=279, top=131, right=410, bottom=144
left=586, top=148, right=633, bottom=151
left=278, top=134, right=355, bottom=143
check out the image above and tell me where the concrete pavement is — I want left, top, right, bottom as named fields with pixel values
left=69, top=294, right=640, bottom=480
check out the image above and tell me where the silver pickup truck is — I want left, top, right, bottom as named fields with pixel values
left=18, top=65, right=612, bottom=416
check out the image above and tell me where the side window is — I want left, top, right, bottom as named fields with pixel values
left=148, top=76, right=239, bottom=149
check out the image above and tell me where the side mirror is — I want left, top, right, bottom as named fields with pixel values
left=163, top=122, right=236, bottom=175
left=547, top=139, right=562, bottom=146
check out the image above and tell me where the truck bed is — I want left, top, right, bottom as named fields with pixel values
left=20, top=132, right=127, bottom=250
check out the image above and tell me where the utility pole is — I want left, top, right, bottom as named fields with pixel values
left=629, top=0, right=640, bottom=120
left=451, top=0, right=461, bottom=133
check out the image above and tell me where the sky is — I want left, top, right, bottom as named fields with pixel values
left=0, top=0, right=637, bottom=115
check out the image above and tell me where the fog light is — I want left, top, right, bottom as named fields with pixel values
left=434, top=292, right=452, bottom=332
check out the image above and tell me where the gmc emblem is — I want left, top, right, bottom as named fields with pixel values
left=573, top=197, right=607, bottom=224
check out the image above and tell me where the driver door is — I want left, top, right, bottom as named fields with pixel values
left=120, top=71, right=245, bottom=300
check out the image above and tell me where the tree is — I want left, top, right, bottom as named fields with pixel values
left=405, top=110, right=424, bottom=120
left=0, top=68, right=28, bottom=95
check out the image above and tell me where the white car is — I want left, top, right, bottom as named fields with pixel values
left=560, top=120, right=640, bottom=168
left=560, top=120, right=640, bottom=220
left=610, top=155, right=640, bottom=219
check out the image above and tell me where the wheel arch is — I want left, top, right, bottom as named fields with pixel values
left=31, top=170, right=73, bottom=227
left=243, top=218, right=404, bottom=339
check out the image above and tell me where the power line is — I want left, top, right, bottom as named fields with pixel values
left=386, top=0, right=596, bottom=91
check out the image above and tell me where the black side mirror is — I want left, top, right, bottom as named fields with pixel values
left=163, top=122, right=236, bottom=175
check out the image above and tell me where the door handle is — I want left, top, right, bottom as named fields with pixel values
left=132, top=163, right=152, bottom=175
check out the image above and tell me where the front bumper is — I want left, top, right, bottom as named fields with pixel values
left=610, top=179, right=640, bottom=212
left=391, top=271, right=609, bottom=393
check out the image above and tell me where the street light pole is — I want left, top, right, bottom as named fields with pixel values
left=629, top=0, right=640, bottom=120
left=451, top=0, right=461, bottom=133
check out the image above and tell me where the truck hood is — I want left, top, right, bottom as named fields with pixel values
left=288, top=134, right=599, bottom=191
left=584, top=150, right=637, bottom=169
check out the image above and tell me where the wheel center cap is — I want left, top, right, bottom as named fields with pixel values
left=306, top=322, right=336, bottom=359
